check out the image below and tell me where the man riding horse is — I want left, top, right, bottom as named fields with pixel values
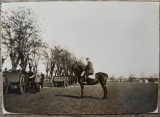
left=72, top=58, right=108, bottom=99
left=83, top=58, right=94, bottom=84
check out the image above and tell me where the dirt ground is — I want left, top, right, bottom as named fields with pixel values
left=3, top=82, right=158, bottom=115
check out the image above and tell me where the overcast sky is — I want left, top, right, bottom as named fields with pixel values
left=2, top=2, right=159, bottom=77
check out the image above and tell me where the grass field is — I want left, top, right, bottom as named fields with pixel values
left=3, top=82, right=158, bottom=115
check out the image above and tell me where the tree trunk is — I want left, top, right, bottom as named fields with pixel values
left=10, top=53, right=20, bottom=71
left=21, top=59, right=27, bottom=72
left=46, top=70, right=49, bottom=79
left=31, top=63, right=37, bottom=73
left=19, top=52, right=28, bottom=72
left=57, top=67, right=60, bottom=76
left=12, top=62, right=18, bottom=71
left=50, top=68, right=54, bottom=78
left=2, top=58, right=5, bottom=65
left=50, top=64, right=55, bottom=78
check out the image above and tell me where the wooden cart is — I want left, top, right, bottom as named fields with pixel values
left=52, top=76, right=69, bottom=88
left=3, top=71, right=27, bottom=95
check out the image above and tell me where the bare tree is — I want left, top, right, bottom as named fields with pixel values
left=128, top=72, right=136, bottom=82
left=66, top=54, right=77, bottom=76
left=140, top=72, right=145, bottom=79
left=1, top=48, right=8, bottom=66
left=148, top=73, right=158, bottom=79
left=50, top=45, right=63, bottom=77
left=148, top=73, right=158, bottom=83
left=29, top=38, right=46, bottom=73
left=109, top=75, right=115, bottom=82
left=42, top=44, right=78, bottom=78
left=128, top=72, right=136, bottom=78
left=42, top=47, right=51, bottom=79
left=2, top=7, right=41, bottom=71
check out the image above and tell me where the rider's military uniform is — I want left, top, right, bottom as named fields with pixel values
left=83, top=61, right=94, bottom=83
left=85, top=61, right=94, bottom=76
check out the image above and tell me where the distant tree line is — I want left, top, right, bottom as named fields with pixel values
left=108, top=73, right=158, bottom=83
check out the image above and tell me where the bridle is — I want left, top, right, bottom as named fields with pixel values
left=72, top=62, right=83, bottom=77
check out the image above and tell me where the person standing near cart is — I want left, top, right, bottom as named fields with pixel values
left=34, top=71, right=41, bottom=94
left=28, top=64, right=35, bottom=88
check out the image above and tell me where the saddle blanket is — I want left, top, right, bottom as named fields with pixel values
left=89, top=75, right=95, bottom=79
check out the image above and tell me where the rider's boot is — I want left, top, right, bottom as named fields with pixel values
left=82, top=75, right=87, bottom=84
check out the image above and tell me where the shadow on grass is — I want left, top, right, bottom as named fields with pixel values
left=4, top=88, right=37, bottom=95
left=4, top=89, right=21, bottom=95
left=55, top=94, right=101, bottom=99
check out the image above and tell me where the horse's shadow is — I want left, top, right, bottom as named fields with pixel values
left=55, top=94, right=100, bottom=99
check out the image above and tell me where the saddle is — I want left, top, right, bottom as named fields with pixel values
left=81, top=72, right=96, bottom=81
left=83, top=73, right=99, bottom=85
left=87, top=74, right=95, bottom=79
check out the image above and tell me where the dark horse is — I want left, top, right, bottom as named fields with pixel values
left=72, top=62, right=108, bottom=99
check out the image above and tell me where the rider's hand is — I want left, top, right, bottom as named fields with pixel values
left=81, top=71, right=85, bottom=76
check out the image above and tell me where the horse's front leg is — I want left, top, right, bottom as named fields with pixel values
left=80, top=84, right=84, bottom=98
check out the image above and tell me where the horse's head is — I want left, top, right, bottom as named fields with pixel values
left=72, top=61, right=85, bottom=77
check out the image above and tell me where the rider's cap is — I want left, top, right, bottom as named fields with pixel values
left=86, top=58, right=90, bottom=60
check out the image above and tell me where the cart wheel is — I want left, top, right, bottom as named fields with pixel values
left=3, top=75, right=8, bottom=95
left=19, top=75, right=27, bottom=94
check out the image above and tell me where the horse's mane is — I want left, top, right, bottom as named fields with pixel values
left=72, top=61, right=85, bottom=76
left=78, top=62, right=86, bottom=71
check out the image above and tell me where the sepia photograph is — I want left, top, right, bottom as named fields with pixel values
left=1, top=1, right=159, bottom=115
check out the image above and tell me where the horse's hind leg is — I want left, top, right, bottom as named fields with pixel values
left=104, top=79, right=108, bottom=99
left=80, top=84, right=84, bottom=98
left=102, top=85, right=106, bottom=99
left=103, top=85, right=107, bottom=99
left=100, top=80, right=107, bottom=99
